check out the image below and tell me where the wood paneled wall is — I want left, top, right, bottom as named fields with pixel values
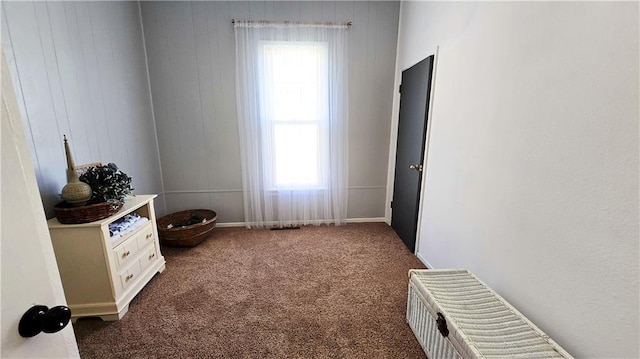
left=2, top=1, right=165, bottom=218
left=141, top=1, right=399, bottom=223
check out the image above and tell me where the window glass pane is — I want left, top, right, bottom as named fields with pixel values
left=262, top=43, right=328, bottom=122
left=273, top=124, right=319, bottom=187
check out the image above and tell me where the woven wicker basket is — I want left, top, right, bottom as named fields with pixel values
left=157, top=209, right=217, bottom=247
left=54, top=200, right=123, bottom=224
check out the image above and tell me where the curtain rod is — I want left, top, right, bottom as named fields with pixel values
left=232, top=19, right=352, bottom=27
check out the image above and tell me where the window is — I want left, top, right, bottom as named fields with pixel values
left=234, top=21, right=348, bottom=227
left=260, top=42, right=329, bottom=190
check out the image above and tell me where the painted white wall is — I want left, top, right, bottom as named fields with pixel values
left=2, top=1, right=165, bottom=218
left=392, top=1, right=639, bottom=357
left=141, top=1, right=399, bottom=223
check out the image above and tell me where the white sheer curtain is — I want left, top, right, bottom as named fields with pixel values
left=234, top=21, right=349, bottom=228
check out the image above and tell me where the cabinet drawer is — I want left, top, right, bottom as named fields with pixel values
left=114, top=238, right=139, bottom=268
left=139, top=246, right=158, bottom=272
left=113, top=222, right=154, bottom=269
left=119, top=261, right=142, bottom=291
left=136, top=225, right=155, bottom=250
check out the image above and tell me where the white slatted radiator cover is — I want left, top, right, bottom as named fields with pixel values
left=406, top=269, right=573, bottom=359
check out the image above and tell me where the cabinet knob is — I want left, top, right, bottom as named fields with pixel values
left=146, top=234, right=152, bottom=239
left=123, top=251, right=130, bottom=258
left=149, top=253, right=155, bottom=260
left=126, top=273, right=134, bottom=281
left=19, top=305, right=71, bottom=337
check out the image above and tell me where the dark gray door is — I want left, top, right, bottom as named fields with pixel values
left=391, top=56, right=434, bottom=253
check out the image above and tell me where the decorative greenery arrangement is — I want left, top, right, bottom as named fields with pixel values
left=79, top=163, right=134, bottom=204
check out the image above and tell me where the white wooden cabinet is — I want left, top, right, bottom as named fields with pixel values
left=47, top=194, right=166, bottom=321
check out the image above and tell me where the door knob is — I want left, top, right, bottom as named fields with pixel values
left=409, top=164, right=423, bottom=172
left=18, top=305, right=71, bottom=337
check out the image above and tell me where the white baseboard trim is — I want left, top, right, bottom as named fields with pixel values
left=416, top=252, right=434, bottom=269
left=345, top=217, right=387, bottom=223
left=216, top=222, right=246, bottom=228
left=216, top=217, right=387, bottom=228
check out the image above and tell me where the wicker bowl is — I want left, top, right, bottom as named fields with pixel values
left=54, top=200, right=123, bottom=224
left=157, top=209, right=217, bottom=247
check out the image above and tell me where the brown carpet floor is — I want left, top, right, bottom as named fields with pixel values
left=73, top=223, right=427, bottom=358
